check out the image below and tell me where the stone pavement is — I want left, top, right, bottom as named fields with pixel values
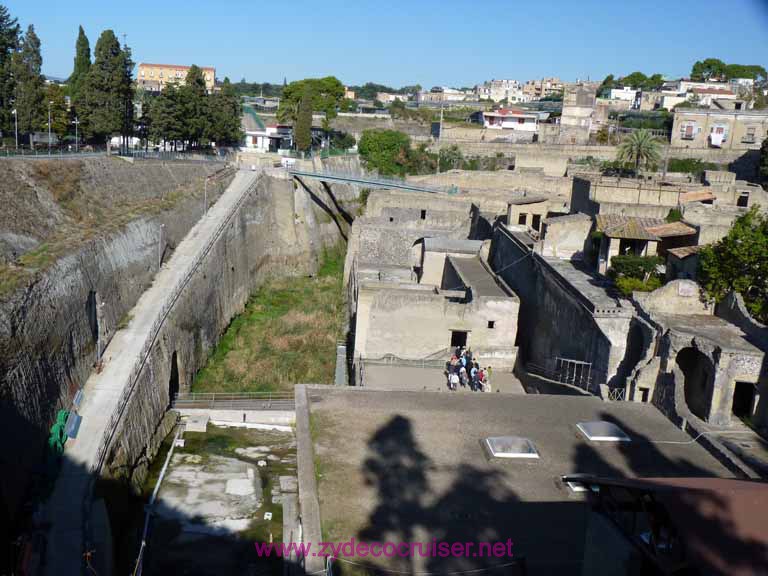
left=361, top=365, right=525, bottom=394
left=43, top=170, right=259, bottom=576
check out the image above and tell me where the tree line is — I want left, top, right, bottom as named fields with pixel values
left=0, top=4, right=242, bottom=150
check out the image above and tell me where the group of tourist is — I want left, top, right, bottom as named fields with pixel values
left=446, top=347, right=491, bottom=392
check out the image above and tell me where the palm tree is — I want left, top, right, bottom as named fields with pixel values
left=616, top=129, right=661, bottom=173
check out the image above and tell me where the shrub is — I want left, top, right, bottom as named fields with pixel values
left=666, top=208, right=683, bottom=222
left=667, top=158, right=721, bottom=177
left=609, top=255, right=663, bottom=280
left=615, top=275, right=662, bottom=296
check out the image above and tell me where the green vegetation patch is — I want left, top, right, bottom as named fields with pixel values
left=193, top=247, right=345, bottom=393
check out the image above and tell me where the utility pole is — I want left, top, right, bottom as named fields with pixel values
left=11, top=108, right=17, bottom=151
left=48, top=101, right=53, bottom=155
left=435, top=101, right=444, bottom=175
left=72, top=117, right=80, bottom=152
left=204, top=176, right=208, bottom=217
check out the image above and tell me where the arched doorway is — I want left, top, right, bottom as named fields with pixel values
left=168, top=351, right=180, bottom=407
left=676, top=347, right=714, bottom=421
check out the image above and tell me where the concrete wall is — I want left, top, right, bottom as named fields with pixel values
left=541, top=215, right=592, bottom=260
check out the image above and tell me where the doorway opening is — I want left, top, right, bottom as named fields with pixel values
left=169, top=351, right=180, bottom=407
left=450, top=330, right=468, bottom=349
left=732, top=381, right=756, bottom=419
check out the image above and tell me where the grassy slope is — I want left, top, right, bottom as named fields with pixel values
left=192, top=246, right=345, bottom=393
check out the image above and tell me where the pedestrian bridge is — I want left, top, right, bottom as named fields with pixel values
left=287, top=168, right=458, bottom=195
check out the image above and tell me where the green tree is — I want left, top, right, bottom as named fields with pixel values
left=148, top=83, right=184, bottom=150
left=46, top=83, right=69, bottom=139
left=598, top=74, right=615, bottom=97
left=179, top=64, right=208, bottom=147
left=691, top=58, right=727, bottom=81
left=68, top=26, right=90, bottom=108
left=358, top=129, right=411, bottom=176
left=616, top=129, right=661, bottom=173
left=206, top=77, right=243, bottom=146
left=294, top=88, right=313, bottom=152
left=277, top=76, right=344, bottom=124
left=0, top=4, right=20, bottom=136
left=438, top=144, right=464, bottom=172
left=11, top=25, right=45, bottom=138
left=699, top=207, right=768, bottom=323
left=620, top=71, right=648, bottom=90
left=81, top=30, right=133, bottom=146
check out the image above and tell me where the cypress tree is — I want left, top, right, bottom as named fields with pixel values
left=0, top=4, right=19, bottom=134
left=11, top=25, right=45, bottom=139
left=68, top=26, right=91, bottom=108
left=295, top=88, right=313, bottom=152
left=206, top=77, right=243, bottom=146
left=82, top=30, right=133, bottom=145
left=179, top=64, right=207, bottom=148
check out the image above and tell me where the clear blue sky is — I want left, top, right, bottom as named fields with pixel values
left=6, top=0, right=768, bottom=88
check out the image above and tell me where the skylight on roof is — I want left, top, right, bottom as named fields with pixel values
left=577, top=421, right=631, bottom=442
left=484, top=436, right=539, bottom=459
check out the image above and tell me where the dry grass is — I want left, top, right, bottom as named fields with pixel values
left=192, top=246, right=346, bottom=394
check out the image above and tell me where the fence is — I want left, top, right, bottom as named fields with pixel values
left=81, top=171, right=262, bottom=566
left=172, top=392, right=295, bottom=410
left=526, top=360, right=599, bottom=394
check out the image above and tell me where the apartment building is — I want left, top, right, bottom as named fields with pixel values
left=137, top=63, right=216, bottom=93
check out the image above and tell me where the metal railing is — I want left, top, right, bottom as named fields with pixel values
left=172, top=391, right=295, bottom=410
left=360, top=348, right=453, bottom=370
left=81, top=170, right=262, bottom=569
left=287, top=168, right=460, bottom=195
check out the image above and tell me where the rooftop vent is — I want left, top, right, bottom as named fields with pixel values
left=484, top=436, right=539, bottom=459
left=576, top=421, right=631, bottom=443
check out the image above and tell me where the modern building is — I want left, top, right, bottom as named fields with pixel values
left=522, top=77, right=563, bottom=100
left=137, top=63, right=216, bottom=93
left=671, top=108, right=768, bottom=149
left=609, top=86, right=638, bottom=102
left=475, top=79, right=529, bottom=103
left=482, top=108, right=540, bottom=132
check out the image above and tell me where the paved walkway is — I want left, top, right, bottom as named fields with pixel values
left=44, top=170, right=259, bottom=576
left=361, top=365, right=525, bottom=394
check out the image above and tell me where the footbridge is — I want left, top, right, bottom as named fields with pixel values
left=287, top=168, right=458, bottom=195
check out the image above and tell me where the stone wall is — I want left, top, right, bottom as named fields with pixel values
left=0, top=169, right=343, bottom=537
left=353, top=282, right=518, bottom=367
left=104, top=173, right=342, bottom=487
left=490, top=224, right=632, bottom=384
left=0, top=161, right=234, bottom=528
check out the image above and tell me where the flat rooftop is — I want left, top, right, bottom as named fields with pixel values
left=450, top=256, right=509, bottom=298
left=543, top=257, right=627, bottom=313
left=656, top=313, right=765, bottom=356
left=309, top=389, right=732, bottom=575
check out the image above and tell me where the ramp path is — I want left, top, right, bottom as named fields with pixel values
left=44, top=169, right=259, bottom=576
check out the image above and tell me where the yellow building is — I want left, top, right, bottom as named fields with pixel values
left=137, top=63, right=216, bottom=92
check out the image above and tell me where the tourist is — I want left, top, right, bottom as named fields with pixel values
left=470, top=364, right=479, bottom=390
left=466, top=348, right=473, bottom=368
left=459, top=365, right=468, bottom=387
left=449, top=371, right=459, bottom=391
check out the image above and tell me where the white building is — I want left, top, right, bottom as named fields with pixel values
left=376, top=92, right=406, bottom=104
left=475, top=79, right=530, bottom=103
left=609, top=87, right=638, bottom=101
left=483, top=108, right=539, bottom=131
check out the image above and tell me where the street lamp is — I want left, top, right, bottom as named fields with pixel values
left=72, top=117, right=80, bottom=153
left=203, top=175, right=209, bottom=217
left=11, top=108, right=17, bottom=151
left=47, top=100, right=53, bottom=155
